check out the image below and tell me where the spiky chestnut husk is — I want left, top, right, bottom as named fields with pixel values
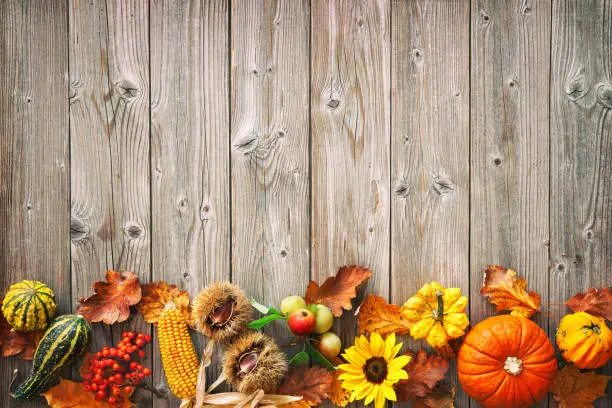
left=223, top=331, right=287, bottom=394
left=192, top=281, right=252, bottom=344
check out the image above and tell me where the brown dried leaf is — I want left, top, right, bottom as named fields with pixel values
left=76, top=270, right=141, bottom=324
left=480, top=265, right=540, bottom=318
left=414, top=385, right=455, bottom=408
left=566, top=287, right=612, bottom=320
left=395, top=349, right=450, bottom=402
left=357, top=294, right=411, bottom=336
left=137, top=281, right=191, bottom=325
left=277, top=366, right=333, bottom=406
left=551, top=365, right=609, bottom=408
left=0, top=299, right=43, bottom=360
left=305, top=266, right=372, bottom=317
left=42, top=378, right=134, bottom=407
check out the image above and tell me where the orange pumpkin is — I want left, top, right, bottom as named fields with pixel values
left=556, top=311, right=612, bottom=369
left=458, top=315, right=557, bottom=408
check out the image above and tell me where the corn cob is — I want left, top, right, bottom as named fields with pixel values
left=158, top=305, right=199, bottom=399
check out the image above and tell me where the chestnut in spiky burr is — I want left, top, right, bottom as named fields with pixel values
left=192, top=281, right=252, bottom=344
left=223, top=331, right=288, bottom=394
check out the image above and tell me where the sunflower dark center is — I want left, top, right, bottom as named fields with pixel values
left=363, top=357, right=388, bottom=384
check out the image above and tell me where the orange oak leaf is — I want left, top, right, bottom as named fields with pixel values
left=395, top=349, right=450, bottom=402
left=278, top=366, right=333, bottom=406
left=77, top=270, right=142, bottom=324
left=42, top=378, right=134, bottom=408
left=137, top=281, right=191, bottom=325
left=566, top=287, right=612, bottom=320
left=414, top=385, right=455, bottom=408
left=305, top=265, right=372, bottom=317
left=357, top=294, right=411, bottom=336
left=480, top=265, right=540, bottom=318
left=0, top=300, right=43, bottom=360
left=328, top=367, right=351, bottom=407
left=551, top=364, right=609, bottom=408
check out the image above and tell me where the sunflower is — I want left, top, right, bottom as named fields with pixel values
left=337, top=332, right=411, bottom=408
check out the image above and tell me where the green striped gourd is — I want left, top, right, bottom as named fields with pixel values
left=11, top=314, right=90, bottom=401
left=2, top=280, right=56, bottom=332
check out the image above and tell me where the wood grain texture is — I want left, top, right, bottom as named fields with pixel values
left=150, top=0, right=230, bottom=404
left=311, top=0, right=390, bottom=389
left=69, top=0, right=151, bottom=404
left=390, top=0, right=470, bottom=405
left=0, top=2, right=69, bottom=407
left=550, top=1, right=612, bottom=405
left=470, top=0, right=551, bottom=349
left=230, top=0, right=310, bottom=342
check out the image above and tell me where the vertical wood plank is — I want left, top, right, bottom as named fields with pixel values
left=311, top=0, right=390, bottom=380
left=69, top=0, right=151, bottom=404
left=150, top=0, right=230, bottom=405
left=470, top=0, right=551, bottom=406
left=231, top=0, right=310, bottom=342
left=0, top=1, right=69, bottom=407
left=390, top=0, right=470, bottom=405
left=550, top=1, right=612, bottom=405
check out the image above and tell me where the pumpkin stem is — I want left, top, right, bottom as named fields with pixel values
left=504, top=356, right=523, bottom=376
left=434, top=290, right=444, bottom=323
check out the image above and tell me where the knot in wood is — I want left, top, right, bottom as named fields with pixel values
left=393, top=179, right=411, bottom=198
left=233, top=131, right=259, bottom=155
left=596, top=83, right=612, bottom=108
left=327, top=99, right=340, bottom=109
left=125, top=222, right=144, bottom=239
left=432, top=176, right=454, bottom=196
left=565, top=78, right=587, bottom=101
left=116, top=80, right=140, bottom=100
left=70, top=216, right=90, bottom=242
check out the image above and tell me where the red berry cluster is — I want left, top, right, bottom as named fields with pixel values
left=82, top=331, right=152, bottom=406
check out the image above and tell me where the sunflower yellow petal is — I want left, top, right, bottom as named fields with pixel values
left=338, top=372, right=366, bottom=381
left=381, top=382, right=397, bottom=401
left=370, top=332, right=384, bottom=356
left=383, top=333, right=396, bottom=360
left=344, top=348, right=367, bottom=365
left=386, top=369, right=409, bottom=382
left=387, top=354, right=411, bottom=372
left=374, top=387, right=386, bottom=408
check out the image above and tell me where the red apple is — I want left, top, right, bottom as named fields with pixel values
left=287, top=309, right=316, bottom=336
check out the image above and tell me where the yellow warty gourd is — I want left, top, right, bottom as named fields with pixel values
left=158, top=305, right=199, bottom=399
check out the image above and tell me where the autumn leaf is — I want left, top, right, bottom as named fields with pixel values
left=414, top=384, right=455, bottom=408
left=551, top=364, right=609, bottom=408
left=357, top=294, right=411, bottom=337
left=480, top=265, right=540, bottom=318
left=305, top=265, right=372, bottom=317
left=0, top=301, right=42, bottom=360
left=277, top=366, right=334, bottom=406
left=137, top=281, right=191, bottom=325
left=328, top=367, right=351, bottom=407
left=395, top=349, right=450, bottom=402
left=77, top=270, right=141, bottom=324
left=567, top=287, right=612, bottom=320
left=42, top=378, right=134, bottom=407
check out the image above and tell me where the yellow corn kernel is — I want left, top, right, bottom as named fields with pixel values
left=158, top=306, right=199, bottom=399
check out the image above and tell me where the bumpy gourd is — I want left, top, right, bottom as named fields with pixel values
left=11, top=314, right=90, bottom=401
left=556, top=311, right=612, bottom=369
left=458, top=315, right=557, bottom=408
left=158, top=304, right=199, bottom=399
left=2, top=280, right=56, bottom=332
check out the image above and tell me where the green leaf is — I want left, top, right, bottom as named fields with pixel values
left=268, top=307, right=281, bottom=315
left=306, top=342, right=335, bottom=370
left=248, top=313, right=285, bottom=330
left=288, top=351, right=310, bottom=367
left=251, top=298, right=270, bottom=315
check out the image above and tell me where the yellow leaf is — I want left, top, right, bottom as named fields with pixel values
left=480, top=265, right=540, bottom=318
left=42, top=378, right=134, bottom=408
left=402, top=282, right=469, bottom=349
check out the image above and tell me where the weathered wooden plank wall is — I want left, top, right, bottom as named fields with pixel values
left=1, top=1, right=610, bottom=408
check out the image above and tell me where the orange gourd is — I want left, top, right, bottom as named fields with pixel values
left=556, top=311, right=612, bottom=369
left=458, top=315, right=557, bottom=408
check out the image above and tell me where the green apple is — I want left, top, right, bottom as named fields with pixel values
left=317, top=331, right=342, bottom=359
left=314, top=304, right=334, bottom=334
left=280, top=295, right=307, bottom=316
